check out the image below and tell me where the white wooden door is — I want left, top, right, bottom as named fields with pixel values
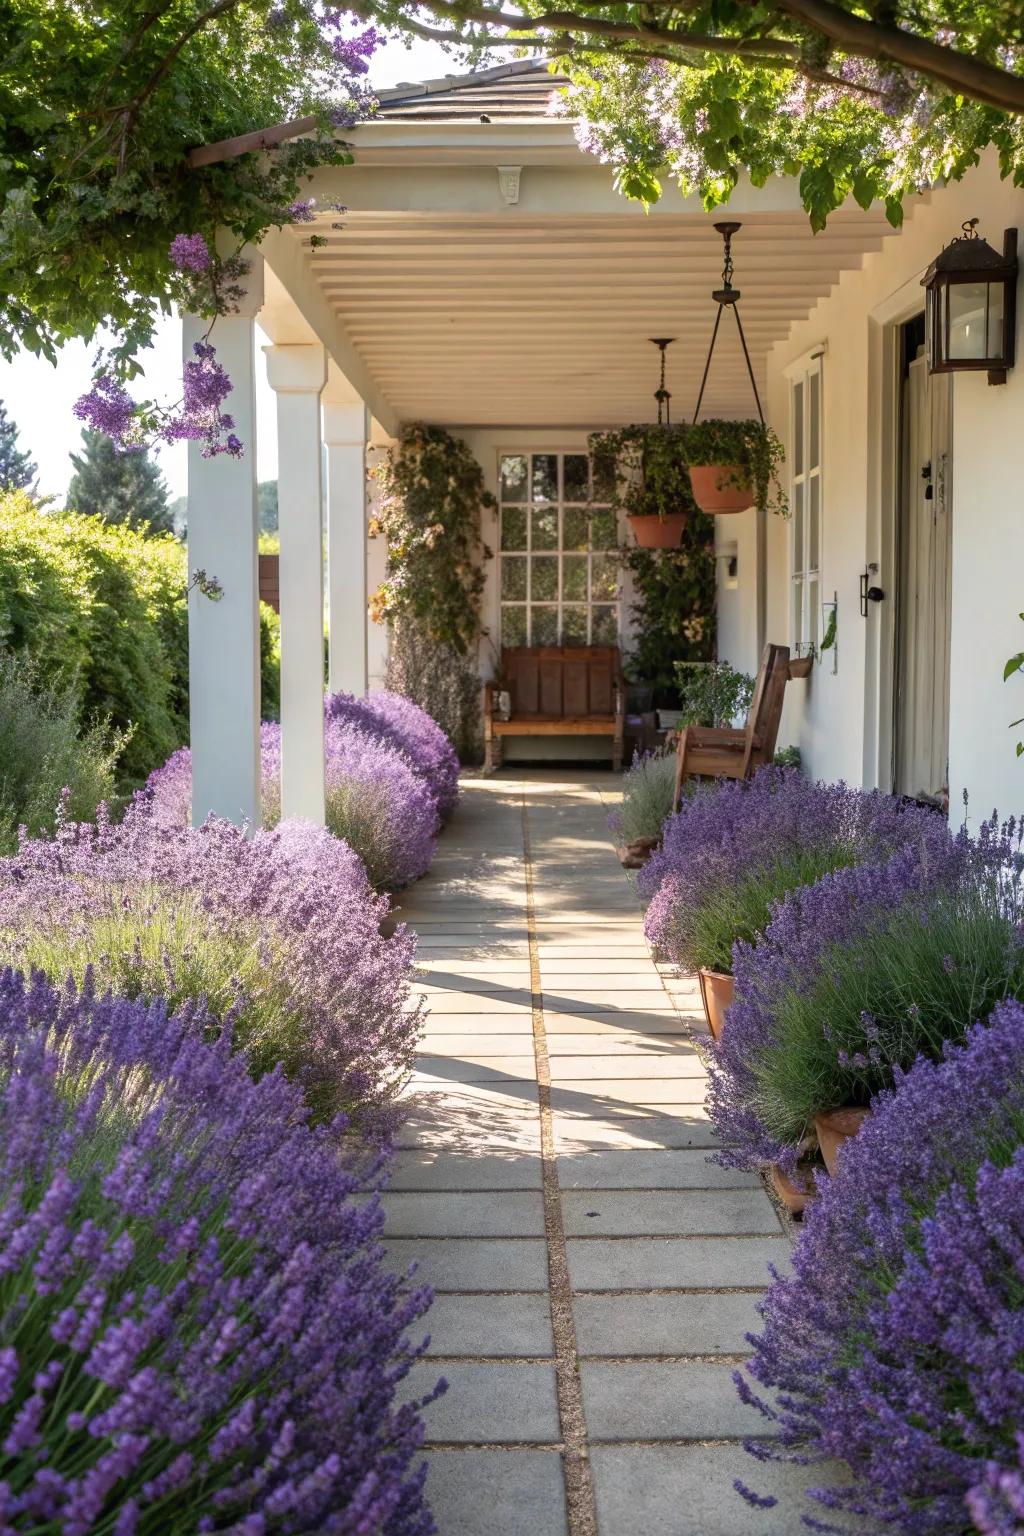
left=895, top=355, right=953, bottom=801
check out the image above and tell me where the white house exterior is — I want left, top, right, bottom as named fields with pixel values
left=185, top=61, right=1024, bottom=828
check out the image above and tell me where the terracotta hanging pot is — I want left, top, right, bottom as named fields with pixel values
left=813, top=1106, right=871, bottom=1177
left=627, top=512, right=688, bottom=548
left=698, top=968, right=734, bottom=1040
left=617, top=836, right=660, bottom=869
left=688, top=464, right=755, bottom=515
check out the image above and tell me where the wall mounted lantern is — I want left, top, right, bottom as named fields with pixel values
left=921, top=219, right=1018, bottom=384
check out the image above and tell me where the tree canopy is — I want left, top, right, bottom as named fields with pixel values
left=0, top=403, right=37, bottom=495
left=0, top=2, right=375, bottom=371
left=67, top=430, right=175, bottom=535
left=362, top=0, right=1024, bottom=226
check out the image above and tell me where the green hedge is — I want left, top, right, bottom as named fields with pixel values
left=0, top=492, right=280, bottom=785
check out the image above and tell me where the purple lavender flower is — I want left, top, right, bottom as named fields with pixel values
left=0, top=968, right=437, bottom=1534
left=738, top=998, right=1024, bottom=1534
left=0, top=809, right=425, bottom=1135
left=325, top=689, right=461, bottom=823
left=642, top=767, right=944, bottom=974
left=168, top=233, right=212, bottom=274
left=707, top=817, right=1024, bottom=1172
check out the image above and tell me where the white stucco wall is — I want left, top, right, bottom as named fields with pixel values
left=750, top=152, right=1024, bottom=820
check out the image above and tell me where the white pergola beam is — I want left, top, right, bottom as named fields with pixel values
left=323, top=377, right=370, bottom=699
left=185, top=256, right=263, bottom=830
left=264, top=342, right=328, bottom=825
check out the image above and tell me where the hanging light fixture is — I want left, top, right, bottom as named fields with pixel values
left=921, top=218, right=1018, bottom=384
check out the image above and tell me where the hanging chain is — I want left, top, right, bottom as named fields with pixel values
left=651, top=337, right=674, bottom=425
left=693, top=221, right=765, bottom=427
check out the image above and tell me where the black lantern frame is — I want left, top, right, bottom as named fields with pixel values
left=921, top=219, right=1018, bottom=385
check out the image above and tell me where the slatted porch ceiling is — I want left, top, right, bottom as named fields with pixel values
left=262, top=61, right=897, bottom=428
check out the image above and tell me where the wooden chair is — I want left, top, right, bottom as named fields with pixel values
left=673, top=643, right=791, bottom=809
left=484, top=645, right=625, bottom=774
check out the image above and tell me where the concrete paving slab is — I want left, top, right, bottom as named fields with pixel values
left=556, top=1149, right=759, bottom=1190
left=414, top=1055, right=539, bottom=1082
left=384, top=1191, right=546, bottom=1238
left=575, top=1291, right=765, bottom=1356
left=417, top=1033, right=537, bottom=1055
left=425, top=1294, right=554, bottom=1357
left=407, top=1361, right=561, bottom=1443
left=561, top=1189, right=781, bottom=1237
left=566, top=1237, right=791, bottom=1291
left=549, top=1083, right=707, bottom=1114
left=390, top=1150, right=544, bottom=1191
left=425, top=1451, right=568, bottom=1536
left=386, top=1237, right=549, bottom=1291
left=581, top=1360, right=766, bottom=1439
left=543, top=1012, right=693, bottom=1034
left=589, top=1445, right=862, bottom=1536
left=554, top=1114, right=720, bottom=1152
left=547, top=1054, right=705, bottom=1080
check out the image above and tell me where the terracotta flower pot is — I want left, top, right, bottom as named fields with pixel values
left=627, top=512, right=688, bottom=548
left=814, top=1106, right=871, bottom=1177
left=698, top=968, right=734, bottom=1040
left=688, top=463, right=755, bottom=515
left=770, top=1163, right=815, bottom=1217
left=788, top=655, right=814, bottom=680
left=618, top=836, right=659, bottom=870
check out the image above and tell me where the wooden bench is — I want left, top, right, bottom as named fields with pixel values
left=484, top=646, right=625, bottom=774
left=673, top=642, right=791, bottom=809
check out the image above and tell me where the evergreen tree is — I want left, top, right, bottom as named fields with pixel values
left=0, top=401, right=38, bottom=493
left=67, top=430, right=174, bottom=534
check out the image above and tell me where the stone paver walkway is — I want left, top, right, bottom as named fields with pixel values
left=386, top=772, right=820, bottom=1536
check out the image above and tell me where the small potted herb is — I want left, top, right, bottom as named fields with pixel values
left=685, top=419, right=787, bottom=518
left=590, top=424, right=696, bottom=549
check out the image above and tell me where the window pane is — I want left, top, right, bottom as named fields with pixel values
left=809, top=475, right=820, bottom=572
left=531, top=507, right=559, bottom=550
left=501, top=606, right=527, bottom=646
left=532, top=555, right=559, bottom=602
left=501, top=556, right=527, bottom=601
left=809, top=371, right=820, bottom=469
left=562, top=606, right=587, bottom=645
left=590, top=508, right=618, bottom=550
left=792, top=576, right=804, bottom=648
left=563, top=506, right=589, bottom=552
left=531, top=606, right=558, bottom=645
left=809, top=575, right=820, bottom=648
left=532, top=454, right=558, bottom=501
left=792, top=482, right=805, bottom=577
left=793, top=381, right=804, bottom=476
left=500, top=455, right=528, bottom=502
left=501, top=506, right=527, bottom=551
left=591, top=606, right=618, bottom=643
left=562, top=554, right=588, bottom=602
left=564, top=454, right=589, bottom=501
left=591, top=554, right=618, bottom=600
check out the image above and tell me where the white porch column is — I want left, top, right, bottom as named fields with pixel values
left=264, top=343, right=328, bottom=824
left=185, top=254, right=263, bottom=829
left=323, top=396, right=369, bottom=697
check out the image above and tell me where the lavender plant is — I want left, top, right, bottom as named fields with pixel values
left=641, top=768, right=942, bottom=975
left=0, top=967, right=437, bottom=1534
left=0, top=810, right=424, bottom=1134
left=146, top=711, right=438, bottom=890
left=737, top=997, right=1024, bottom=1534
left=325, top=689, right=461, bottom=823
left=709, top=820, right=1024, bottom=1172
left=609, top=747, right=680, bottom=845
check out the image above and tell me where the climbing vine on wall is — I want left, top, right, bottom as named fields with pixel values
left=369, top=423, right=494, bottom=656
left=622, top=531, right=717, bottom=709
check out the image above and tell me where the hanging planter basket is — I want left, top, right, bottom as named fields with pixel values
left=688, top=465, right=755, bottom=516
left=627, top=511, right=688, bottom=548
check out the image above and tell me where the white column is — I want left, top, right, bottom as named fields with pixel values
left=185, top=255, right=263, bottom=829
left=323, top=399, right=369, bottom=697
left=264, top=343, right=328, bottom=824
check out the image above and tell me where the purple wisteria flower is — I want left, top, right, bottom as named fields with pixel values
left=73, top=343, right=241, bottom=460
left=0, top=808, right=424, bottom=1135
left=325, top=689, right=461, bottom=823
left=707, top=817, right=1023, bottom=1172
left=144, top=708, right=439, bottom=890
left=641, top=767, right=944, bottom=973
left=737, top=998, right=1024, bottom=1534
left=0, top=968, right=438, bottom=1534
left=168, top=232, right=212, bottom=273
left=72, top=375, right=139, bottom=449
left=330, top=23, right=381, bottom=74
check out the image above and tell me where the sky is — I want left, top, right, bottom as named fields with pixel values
left=0, top=33, right=457, bottom=505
